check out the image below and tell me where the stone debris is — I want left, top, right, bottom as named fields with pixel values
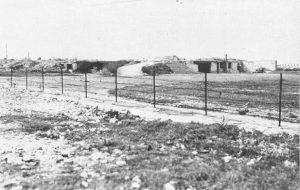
left=115, top=160, right=127, bottom=166
left=283, top=160, right=297, bottom=167
left=222, top=155, right=233, bottom=163
left=112, top=149, right=123, bottom=155
left=131, top=176, right=142, bottom=189
left=246, top=158, right=256, bottom=166
left=163, top=181, right=176, bottom=190
left=109, top=116, right=118, bottom=124
left=81, top=181, right=89, bottom=188
left=90, top=152, right=109, bottom=161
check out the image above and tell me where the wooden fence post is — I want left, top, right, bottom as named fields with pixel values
left=10, top=68, right=12, bottom=87
left=153, top=70, right=156, bottom=108
left=42, top=68, right=44, bottom=92
left=85, top=71, right=88, bottom=98
left=205, top=72, right=208, bottom=115
left=61, top=67, right=64, bottom=94
left=26, top=68, right=28, bottom=89
left=115, top=69, right=117, bottom=102
left=279, top=73, right=283, bottom=126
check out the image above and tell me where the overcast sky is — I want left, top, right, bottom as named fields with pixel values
left=0, top=0, right=299, bottom=64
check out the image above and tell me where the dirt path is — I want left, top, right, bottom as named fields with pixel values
left=44, top=88, right=300, bottom=136
left=2, top=82, right=299, bottom=135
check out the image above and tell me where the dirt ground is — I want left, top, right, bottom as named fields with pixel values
left=0, top=73, right=299, bottom=189
left=111, top=73, right=299, bottom=123
left=0, top=86, right=299, bottom=189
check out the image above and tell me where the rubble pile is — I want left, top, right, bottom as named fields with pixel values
left=0, top=87, right=143, bottom=189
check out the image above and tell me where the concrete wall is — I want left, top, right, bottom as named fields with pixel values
left=194, top=60, right=242, bottom=73
left=210, top=62, right=218, bottom=72
left=72, top=63, right=77, bottom=71
left=228, top=62, right=239, bottom=73
left=186, top=61, right=198, bottom=72
left=210, top=62, right=239, bottom=73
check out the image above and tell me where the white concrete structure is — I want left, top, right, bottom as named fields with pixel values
left=243, top=60, right=276, bottom=72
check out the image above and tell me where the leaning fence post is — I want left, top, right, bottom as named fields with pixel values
left=153, top=70, right=156, bottom=108
left=279, top=73, right=282, bottom=126
left=115, top=69, right=117, bottom=102
left=204, top=72, right=208, bottom=115
left=42, top=68, right=44, bottom=92
left=85, top=70, right=88, bottom=98
left=61, top=67, right=64, bottom=94
left=26, top=68, right=28, bottom=89
left=10, top=68, right=12, bottom=87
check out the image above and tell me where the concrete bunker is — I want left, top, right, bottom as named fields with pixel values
left=193, top=59, right=243, bottom=73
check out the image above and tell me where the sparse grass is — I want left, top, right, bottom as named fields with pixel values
left=76, top=117, right=299, bottom=189
left=0, top=113, right=70, bottom=133
left=109, top=76, right=299, bottom=122
left=2, top=71, right=298, bottom=122
left=34, top=174, right=83, bottom=190
left=1, top=106, right=299, bottom=189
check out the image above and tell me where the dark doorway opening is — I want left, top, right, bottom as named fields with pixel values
left=67, top=64, right=72, bottom=70
left=197, top=62, right=211, bottom=73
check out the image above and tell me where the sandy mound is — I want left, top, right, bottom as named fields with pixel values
left=118, top=61, right=157, bottom=76
left=118, top=56, right=198, bottom=76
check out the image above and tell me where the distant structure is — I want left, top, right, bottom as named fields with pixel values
left=275, top=61, right=300, bottom=70
left=193, top=57, right=243, bottom=73
left=243, top=60, right=277, bottom=72
left=193, top=56, right=278, bottom=73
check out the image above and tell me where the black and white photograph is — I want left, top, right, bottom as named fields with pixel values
left=0, top=0, right=299, bottom=189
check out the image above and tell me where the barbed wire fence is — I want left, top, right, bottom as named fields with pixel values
left=0, top=67, right=298, bottom=126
